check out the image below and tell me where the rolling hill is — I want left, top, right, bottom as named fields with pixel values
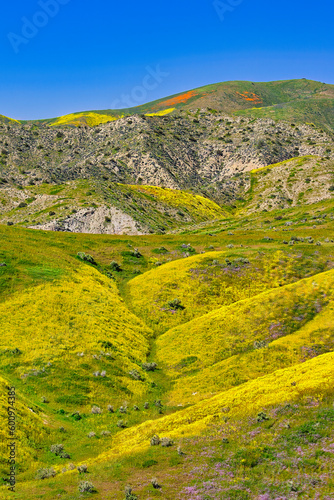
left=2, top=79, right=334, bottom=131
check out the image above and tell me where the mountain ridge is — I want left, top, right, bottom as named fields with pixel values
left=3, top=79, right=334, bottom=131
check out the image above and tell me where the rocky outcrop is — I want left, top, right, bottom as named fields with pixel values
left=29, top=206, right=146, bottom=235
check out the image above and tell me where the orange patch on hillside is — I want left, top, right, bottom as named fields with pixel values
left=153, top=90, right=198, bottom=109
left=236, top=92, right=263, bottom=103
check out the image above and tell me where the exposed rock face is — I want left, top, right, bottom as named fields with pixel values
left=0, top=112, right=333, bottom=204
left=29, top=206, right=145, bottom=235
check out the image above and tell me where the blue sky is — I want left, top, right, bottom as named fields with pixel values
left=0, top=0, right=333, bottom=119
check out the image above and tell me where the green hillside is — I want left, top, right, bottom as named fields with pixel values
left=1, top=193, right=334, bottom=498
left=12, top=79, right=334, bottom=131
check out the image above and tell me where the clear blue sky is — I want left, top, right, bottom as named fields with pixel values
left=0, top=0, right=333, bottom=120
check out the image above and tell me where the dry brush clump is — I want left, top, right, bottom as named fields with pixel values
left=78, top=480, right=96, bottom=493
left=35, top=468, right=56, bottom=480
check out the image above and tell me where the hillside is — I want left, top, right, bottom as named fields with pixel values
left=17, top=79, right=334, bottom=132
left=1, top=196, right=334, bottom=498
left=1, top=105, right=334, bottom=233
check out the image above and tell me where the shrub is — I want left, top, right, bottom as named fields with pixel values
left=101, top=430, right=111, bottom=437
left=50, top=444, right=64, bottom=456
left=117, top=420, right=127, bottom=428
left=71, top=411, right=82, bottom=421
left=150, top=434, right=160, bottom=446
left=257, top=411, right=270, bottom=422
left=151, top=478, right=161, bottom=489
left=107, top=405, right=114, bottom=413
left=91, top=405, right=102, bottom=414
left=144, top=402, right=149, bottom=409
left=77, top=252, right=97, bottom=265
left=152, top=247, right=169, bottom=255
left=36, top=468, right=56, bottom=479
left=124, top=485, right=138, bottom=500
left=110, top=261, right=122, bottom=272
left=161, top=437, right=174, bottom=447
left=129, top=369, right=143, bottom=381
left=119, top=405, right=128, bottom=414
left=142, top=362, right=157, bottom=372
left=131, top=249, right=142, bottom=258
left=78, top=481, right=96, bottom=493
left=180, top=244, right=196, bottom=253
left=99, top=340, right=117, bottom=351
left=77, top=464, right=88, bottom=474
left=167, top=299, right=185, bottom=310
left=88, top=432, right=96, bottom=438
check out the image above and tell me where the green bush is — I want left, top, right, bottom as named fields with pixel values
left=110, top=261, right=122, bottom=272
left=77, top=252, right=97, bottom=265
left=167, top=299, right=185, bottom=310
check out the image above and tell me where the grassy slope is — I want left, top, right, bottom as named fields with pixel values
left=156, top=269, right=334, bottom=403
left=124, top=246, right=333, bottom=334
left=50, top=112, right=120, bottom=127
left=234, top=97, right=334, bottom=131
left=166, top=299, right=334, bottom=405
left=1, top=197, right=334, bottom=498
left=127, top=184, right=226, bottom=219
left=13, top=394, right=334, bottom=499
left=88, top=349, right=334, bottom=460
left=0, top=265, right=152, bottom=404
left=15, top=79, right=334, bottom=130
left=0, top=375, right=50, bottom=477
left=0, top=115, right=20, bottom=125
